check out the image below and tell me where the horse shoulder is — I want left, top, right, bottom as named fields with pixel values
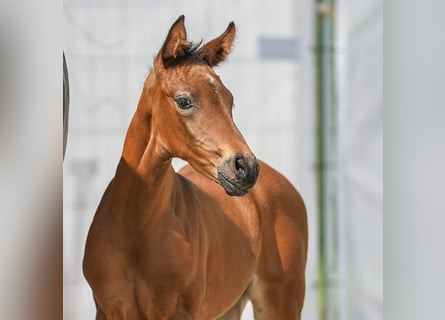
left=251, top=160, right=308, bottom=278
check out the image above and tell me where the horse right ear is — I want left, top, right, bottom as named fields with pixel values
left=156, top=15, right=190, bottom=68
left=197, top=22, right=236, bottom=67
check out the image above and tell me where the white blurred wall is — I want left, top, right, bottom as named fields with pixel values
left=336, top=0, right=383, bottom=319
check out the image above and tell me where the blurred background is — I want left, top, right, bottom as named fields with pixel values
left=63, top=0, right=382, bottom=319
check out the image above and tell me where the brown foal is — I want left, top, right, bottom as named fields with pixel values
left=83, top=16, right=308, bottom=320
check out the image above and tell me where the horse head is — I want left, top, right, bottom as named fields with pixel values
left=146, top=15, right=259, bottom=196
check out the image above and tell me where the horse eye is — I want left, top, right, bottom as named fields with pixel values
left=175, top=96, right=193, bottom=110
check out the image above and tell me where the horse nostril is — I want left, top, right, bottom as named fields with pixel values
left=234, top=156, right=247, bottom=179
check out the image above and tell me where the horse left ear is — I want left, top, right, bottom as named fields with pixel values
left=157, top=15, right=190, bottom=67
left=198, top=22, right=236, bottom=67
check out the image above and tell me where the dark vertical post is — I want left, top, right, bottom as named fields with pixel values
left=63, top=52, right=69, bottom=159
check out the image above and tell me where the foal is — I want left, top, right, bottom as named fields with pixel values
left=83, top=16, right=308, bottom=320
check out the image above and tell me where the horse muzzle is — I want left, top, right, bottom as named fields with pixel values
left=217, top=154, right=259, bottom=196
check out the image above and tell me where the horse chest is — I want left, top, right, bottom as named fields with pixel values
left=130, top=202, right=260, bottom=318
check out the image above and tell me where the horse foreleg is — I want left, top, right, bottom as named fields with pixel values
left=247, top=274, right=305, bottom=320
left=92, top=291, right=142, bottom=320
left=217, top=288, right=250, bottom=320
left=249, top=202, right=307, bottom=320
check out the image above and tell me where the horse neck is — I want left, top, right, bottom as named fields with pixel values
left=121, top=86, right=155, bottom=169
left=111, top=72, right=178, bottom=223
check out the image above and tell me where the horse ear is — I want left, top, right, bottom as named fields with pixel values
left=198, top=22, right=236, bottom=67
left=157, top=15, right=190, bottom=67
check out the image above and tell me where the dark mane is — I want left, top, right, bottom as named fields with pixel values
left=186, top=39, right=204, bottom=55
left=162, top=39, right=205, bottom=68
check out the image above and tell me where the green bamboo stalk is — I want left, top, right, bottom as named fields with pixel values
left=315, top=1, right=337, bottom=319
left=315, top=3, right=327, bottom=318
